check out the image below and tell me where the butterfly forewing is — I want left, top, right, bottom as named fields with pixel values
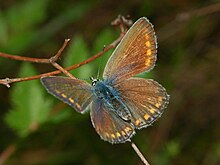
left=41, top=76, right=93, bottom=113
left=90, top=100, right=135, bottom=143
left=114, top=78, right=169, bottom=129
left=103, top=17, right=157, bottom=84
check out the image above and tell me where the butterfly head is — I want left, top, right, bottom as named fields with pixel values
left=90, top=77, right=99, bottom=86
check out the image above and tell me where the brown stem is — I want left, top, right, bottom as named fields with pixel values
left=0, top=52, right=49, bottom=63
left=51, top=39, right=70, bottom=62
left=130, top=140, right=150, bottom=165
left=0, top=30, right=124, bottom=87
left=50, top=62, right=75, bottom=79
left=176, top=2, right=220, bottom=21
left=0, top=39, right=70, bottom=63
left=0, top=15, right=131, bottom=87
left=159, top=3, right=220, bottom=42
left=47, top=38, right=76, bottom=79
left=111, top=15, right=132, bottom=33
left=0, top=144, right=16, bottom=165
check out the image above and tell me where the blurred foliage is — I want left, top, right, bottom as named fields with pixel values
left=63, top=35, right=92, bottom=78
left=5, top=63, right=52, bottom=137
left=0, top=0, right=220, bottom=165
left=0, top=0, right=49, bottom=53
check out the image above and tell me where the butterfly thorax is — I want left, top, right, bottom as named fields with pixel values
left=92, top=80, right=131, bottom=121
left=92, top=80, right=117, bottom=101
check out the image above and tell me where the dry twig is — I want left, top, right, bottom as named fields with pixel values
left=0, top=16, right=128, bottom=87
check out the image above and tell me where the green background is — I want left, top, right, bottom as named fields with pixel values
left=0, top=0, right=219, bottom=164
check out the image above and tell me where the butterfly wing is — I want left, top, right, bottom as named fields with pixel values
left=103, top=17, right=157, bottom=84
left=41, top=76, right=93, bottom=113
left=114, top=78, right=169, bottom=129
left=90, top=100, right=135, bottom=143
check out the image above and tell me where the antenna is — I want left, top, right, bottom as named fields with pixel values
left=96, top=45, right=106, bottom=79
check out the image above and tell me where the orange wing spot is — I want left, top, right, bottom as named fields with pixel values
left=125, top=127, right=132, bottom=133
left=135, top=119, right=140, bottom=126
left=55, top=90, right=61, bottom=94
left=145, top=58, right=151, bottom=66
left=145, top=34, right=149, bottom=39
left=144, top=114, right=150, bottom=120
left=116, top=132, right=121, bottom=137
left=61, top=93, right=67, bottom=98
left=155, top=103, right=161, bottom=108
left=121, top=130, right=126, bottom=136
left=75, top=102, right=81, bottom=109
left=69, top=98, right=74, bottom=103
left=145, top=41, right=151, bottom=47
left=149, top=108, right=155, bottom=114
left=111, top=134, right=116, bottom=139
left=147, top=49, right=152, bottom=56
left=158, top=96, right=163, bottom=102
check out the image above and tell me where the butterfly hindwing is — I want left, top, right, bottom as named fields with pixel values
left=41, top=76, right=93, bottom=113
left=103, top=17, right=157, bottom=84
left=90, top=100, right=135, bottom=143
left=114, top=78, right=169, bottom=129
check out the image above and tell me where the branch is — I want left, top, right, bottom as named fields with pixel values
left=129, top=140, right=150, bottom=165
left=159, top=2, right=220, bottom=42
left=0, top=39, right=70, bottom=63
left=176, top=2, right=220, bottom=21
left=0, top=144, right=16, bottom=165
left=0, top=15, right=129, bottom=87
left=0, top=35, right=123, bottom=87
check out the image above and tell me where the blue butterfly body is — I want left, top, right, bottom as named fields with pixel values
left=92, top=79, right=131, bottom=121
left=41, top=17, right=169, bottom=143
left=92, top=79, right=118, bottom=102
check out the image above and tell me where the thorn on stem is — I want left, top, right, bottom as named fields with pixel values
left=3, top=78, right=11, bottom=88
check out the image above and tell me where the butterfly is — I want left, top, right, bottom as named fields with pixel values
left=41, top=17, right=169, bottom=144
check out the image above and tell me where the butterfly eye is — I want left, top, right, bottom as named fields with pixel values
left=91, top=77, right=99, bottom=86
left=92, top=81, right=96, bottom=86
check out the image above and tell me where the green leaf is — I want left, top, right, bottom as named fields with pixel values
left=63, top=35, right=93, bottom=79
left=166, top=140, right=180, bottom=157
left=30, top=1, right=94, bottom=50
left=5, top=63, right=52, bottom=137
left=3, top=0, right=50, bottom=53
left=153, top=140, right=180, bottom=165
left=93, top=28, right=117, bottom=54
left=7, top=0, right=49, bottom=32
left=48, top=107, right=72, bottom=124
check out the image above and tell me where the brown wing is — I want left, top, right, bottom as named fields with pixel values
left=103, top=17, right=157, bottom=84
left=115, top=78, right=169, bottom=129
left=41, top=76, right=93, bottom=113
left=90, top=100, right=135, bottom=143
